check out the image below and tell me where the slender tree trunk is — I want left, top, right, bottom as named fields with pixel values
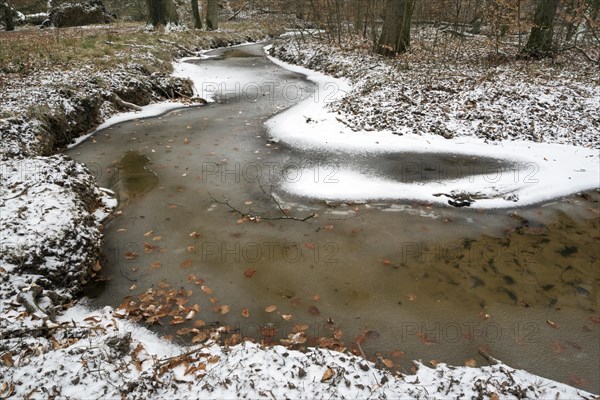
left=191, top=0, right=201, bottom=29
left=2, top=1, right=14, bottom=31
left=146, top=0, right=178, bottom=27
left=377, top=0, right=415, bottom=56
left=206, top=0, right=218, bottom=30
left=522, top=0, right=560, bottom=58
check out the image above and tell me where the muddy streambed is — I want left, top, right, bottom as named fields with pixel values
left=66, top=44, right=600, bottom=393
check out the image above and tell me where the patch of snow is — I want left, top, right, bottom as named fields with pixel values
left=264, top=45, right=600, bottom=208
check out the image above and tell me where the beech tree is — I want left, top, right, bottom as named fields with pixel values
left=522, top=0, right=561, bottom=58
left=146, top=0, right=178, bottom=27
left=1, top=1, right=14, bottom=31
left=191, top=0, right=201, bottom=29
left=377, top=0, right=416, bottom=56
left=206, top=0, right=218, bottom=30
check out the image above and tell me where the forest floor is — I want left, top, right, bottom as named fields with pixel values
left=1, top=22, right=599, bottom=399
left=268, top=29, right=599, bottom=148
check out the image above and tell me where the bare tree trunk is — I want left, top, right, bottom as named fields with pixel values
left=377, top=0, right=416, bottom=56
left=206, top=0, right=218, bottom=30
left=522, top=0, right=560, bottom=58
left=146, top=0, right=179, bottom=27
left=2, top=1, right=15, bottom=31
left=191, top=0, right=202, bottom=29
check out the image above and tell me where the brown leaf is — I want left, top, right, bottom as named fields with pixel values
left=308, top=306, right=320, bottom=316
left=281, top=313, right=293, bottom=321
left=265, top=305, right=277, bottom=313
left=192, top=332, right=207, bottom=343
left=304, top=242, right=316, bottom=250
left=464, top=358, right=477, bottom=367
left=382, top=358, right=394, bottom=368
left=177, top=328, right=192, bottom=336
left=244, top=268, right=256, bottom=278
left=201, top=286, right=213, bottom=295
left=1, top=352, right=14, bottom=367
left=429, top=359, right=440, bottom=367
left=150, top=262, right=161, bottom=269
left=490, top=393, right=500, bottom=400
left=552, top=340, right=566, bottom=353
left=241, top=308, right=250, bottom=318
left=321, top=368, right=335, bottom=382
left=124, top=251, right=138, bottom=260
left=220, top=305, right=230, bottom=315
left=392, top=350, right=405, bottom=359
left=180, top=259, right=193, bottom=269
left=193, top=320, right=206, bottom=328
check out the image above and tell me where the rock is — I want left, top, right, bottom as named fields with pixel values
left=49, top=1, right=114, bottom=28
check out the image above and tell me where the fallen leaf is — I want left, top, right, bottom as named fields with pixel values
left=189, top=231, right=202, bottom=238
left=392, top=350, right=405, bottom=359
left=305, top=242, right=316, bottom=250
left=321, top=368, right=335, bottom=382
left=201, top=286, right=213, bottom=295
left=192, top=332, right=207, bottom=343
left=382, top=358, right=394, bottom=368
left=144, top=230, right=153, bottom=237
left=552, top=340, right=565, bottom=353
left=281, top=313, right=293, bottom=321
left=180, top=260, right=193, bottom=269
left=177, top=328, right=192, bottom=336
left=220, top=305, right=230, bottom=315
left=152, top=236, right=162, bottom=241
left=308, top=306, right=320, bottom=316
left=429, top=359, right=440, bottom=367
left=124, top=251, right=138, bottom=260
left=265, top=305, right=277, bottom=313
left=244, top=268, right=257, bottom=277
left=150, top=262, right=161, bottom=269
left=464, top=358, right=477, bottom=367
left=1, top=352, right=14, bottom=367
left=193, top=320, right=206, bottom=328
left=241, top=308, right=250, bottom=318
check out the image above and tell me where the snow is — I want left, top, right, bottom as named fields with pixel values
left=2, top=305, right=595, bottom=399
left=68, top=101, right=189, bottom=148
left=264, top=44, right=600, bottom=208
left=173, top=57, right=261, bottom=103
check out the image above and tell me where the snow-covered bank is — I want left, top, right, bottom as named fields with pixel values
left=264, top=42, right=600, bottom=208
left=1, top=304, right=596, bottom=399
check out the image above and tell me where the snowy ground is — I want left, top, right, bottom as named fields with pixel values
left=265, top=37, right=599, bottom=208
left=1, top=27, right=599, bottom=398
left=1, top=305, right=596, bottom=399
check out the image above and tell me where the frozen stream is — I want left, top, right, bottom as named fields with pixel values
left=66, top=43, right=600, bottom=393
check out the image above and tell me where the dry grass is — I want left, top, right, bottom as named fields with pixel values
left=0, top=19, right=287, bottom=76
